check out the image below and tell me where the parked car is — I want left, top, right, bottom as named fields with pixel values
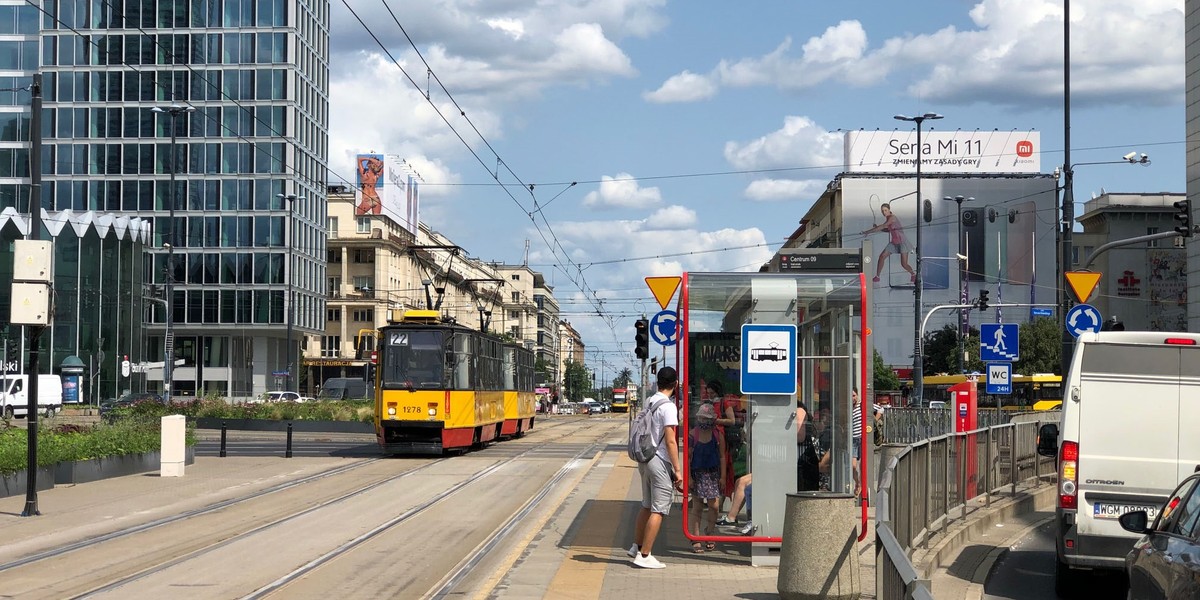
left=264, top=391, right=302, bottom=403
left=1120, top=471, right=1200, bottom=599
left=99, top=392, right=165, bottom=421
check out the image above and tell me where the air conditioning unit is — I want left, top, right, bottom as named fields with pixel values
left=370, top=228, right=383, bottom=239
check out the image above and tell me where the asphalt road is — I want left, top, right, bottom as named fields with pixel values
left=984, top=520, right=1128, bottom=600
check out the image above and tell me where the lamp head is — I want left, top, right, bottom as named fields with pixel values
left=1123, top=152, right=1137, bottom=161
left=922, top=113, right=943, bottom=120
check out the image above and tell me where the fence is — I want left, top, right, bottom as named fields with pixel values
left=874, top=419, right=1057, bottom=599
left=878, top=407, right=1035, bottom=444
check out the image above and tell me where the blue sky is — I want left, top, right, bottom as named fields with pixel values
left=325, top=0, right=1184, bottom=379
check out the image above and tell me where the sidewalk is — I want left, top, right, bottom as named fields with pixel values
left=491, top=450, right=878, bottom=600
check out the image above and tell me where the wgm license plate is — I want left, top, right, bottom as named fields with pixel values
left=1093, top=502, right=1159, bottom=521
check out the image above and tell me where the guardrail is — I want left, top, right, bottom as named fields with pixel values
left=874, top=419, right=1056, bottom=599
left=879, top=408, right=1036, bottom=444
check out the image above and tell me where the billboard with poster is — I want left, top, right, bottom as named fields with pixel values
left=355, top=153, right=420, bottom=237
left=840, top=175, right=1057, bottom=366
left=844, top=131, right=1041, bottom=175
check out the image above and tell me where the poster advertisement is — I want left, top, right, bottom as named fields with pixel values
left=355, top=153, right=421, bottom=238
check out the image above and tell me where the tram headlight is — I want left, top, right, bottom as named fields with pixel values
left=428, top=408, right=436, bottom=416
left=387, top=406, right=397, bottom=416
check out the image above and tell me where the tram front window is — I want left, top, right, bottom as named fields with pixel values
left=382, top=330, right=447, bottom=389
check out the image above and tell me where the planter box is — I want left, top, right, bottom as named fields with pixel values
left=195, top=418, right=374, bottom=434
left=54, top=446, right=196, bottom=486
left=0, top=467, right=55, bottom=499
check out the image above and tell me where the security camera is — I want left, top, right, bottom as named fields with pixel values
left=1123, top=152, right=1137, bottom=161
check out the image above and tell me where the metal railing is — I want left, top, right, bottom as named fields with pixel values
left=878, top=407, right=1034, bottom=444
left=874, top=419, right=1056, bottom=599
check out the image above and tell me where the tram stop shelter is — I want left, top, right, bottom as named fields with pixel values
left=675, top=270, right=869, bottom=565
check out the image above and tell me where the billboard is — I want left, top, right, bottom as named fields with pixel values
left=844, top=130, right=1041, bottom=175
left=355, top=153, right=420, bottom=237
left=841, top=175, right=1057, bottom=366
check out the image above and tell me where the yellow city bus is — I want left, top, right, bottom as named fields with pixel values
left=920, top=373, right=1062, bottom=411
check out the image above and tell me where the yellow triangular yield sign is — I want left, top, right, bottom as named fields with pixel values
left=1064, top=271, right=1102, bottom=303
left=645, top=276, right=681, bottom=310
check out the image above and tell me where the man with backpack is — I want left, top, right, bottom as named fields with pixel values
left=626, top=366, right=682, bottom=569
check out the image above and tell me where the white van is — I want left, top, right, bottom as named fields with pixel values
left=0, top=374, right=65, bottom=418
left=1036, top=331, right=1200, bottom=595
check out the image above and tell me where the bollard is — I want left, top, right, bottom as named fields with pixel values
left=160, top=415, right=187, bottom=477
left=285, top=422, right=293, bottom=458
left=219, top=422, right=227, bottom=458
left=778, top=492, right=860, bottom=600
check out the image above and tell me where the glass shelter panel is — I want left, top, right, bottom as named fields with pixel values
left=680, top=272, right=866, bottom=543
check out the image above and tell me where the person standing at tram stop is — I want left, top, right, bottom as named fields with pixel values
left=687, top=403, right=726, bottom=553
left=709, top=380, right=747, bottom=505
left=862, top=203, right=916, bottom=285
left=628, top=366, right=682, bottom=570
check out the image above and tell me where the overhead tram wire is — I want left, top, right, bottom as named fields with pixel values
left=345, top=1, right=618, bottom=333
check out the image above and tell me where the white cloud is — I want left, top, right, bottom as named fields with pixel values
left=723, top=116, right=843, bottom=170
left=647, top=0, right=1183, bottom=108
left=646, top=205, right=697, bottom=229
left=643, top=70, right=718, bottom=103
left=485, top=17, right=525, bottom=41
left=582, top=174, right=663, bottom=209
left=743, top=179, right=828, bottom=202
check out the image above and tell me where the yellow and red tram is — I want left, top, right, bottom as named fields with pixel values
left=374, top=310, right=536, bottom=454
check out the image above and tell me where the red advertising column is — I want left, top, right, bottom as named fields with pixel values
left=949, top=381, right=978, bottom=497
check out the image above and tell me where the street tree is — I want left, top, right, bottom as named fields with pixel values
left=873, top=349, right=900, bottom=392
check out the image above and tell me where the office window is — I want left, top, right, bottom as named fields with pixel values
left=352, top=309, right=374, bottom=322
left=511, top=292, right=520, bottom=303
left=510, top=274, right=519, bottom=281
left=327, top=216, right=338, bottom=238
left=320, top=335, right=340, bottom=358
left=327, top=308, right=340, bottom=321
left=353, top=249, right=374, bottom=263
left=357, top=216, right=370, bottom=234
left=1147, top=227, right=1159, bottom=248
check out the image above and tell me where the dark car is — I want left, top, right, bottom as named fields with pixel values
left=99, top=392, right=165, bottom=421
left=1121, top=471, right=1200, bottom=599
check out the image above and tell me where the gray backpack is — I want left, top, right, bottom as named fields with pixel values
left=628, top=396, right=670, bottom=463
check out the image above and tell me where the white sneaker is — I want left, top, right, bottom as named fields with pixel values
left=626, top=543, right=639, bottom=558
left=632, top=553, right=666, bottom=569
left=737, top=521, right=755, bottom=535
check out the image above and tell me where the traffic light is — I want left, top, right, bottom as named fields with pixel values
left=634, top=318, right=649, bottom=360
left=1101, top=316, right=1125, bottom=331
left=1174, top=200, right=1192, bottom=236
left=977, top=289, right=990, bottom=312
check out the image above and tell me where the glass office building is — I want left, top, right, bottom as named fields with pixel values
left=14, top=0, right=330, bottom=398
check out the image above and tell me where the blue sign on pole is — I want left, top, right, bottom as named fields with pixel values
left=740, top=324, right=797, bottom=395
left=1065, top=304, right=1103, bottom=338
left=986, top=362, right=1012, bottom=395
left=980, top=323, right=1019, bottom=362
left=1031, top=307, right=1053, bottom=318
left=649, top=310, right=678, bottom=347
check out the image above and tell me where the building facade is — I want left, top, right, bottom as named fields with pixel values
left=1186, top=0, right=1200, bottom=331
left=34, top=0, right=330, bottom=399
left=1073, top=193, right=1188, bottom=331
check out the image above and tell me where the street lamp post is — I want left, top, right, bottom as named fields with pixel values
left=277, top=193, right=303, bottom=393
left=1058, top=153, right=1150, bottom=376
left=944, top=195, right=973, bottom=374
left=895, top=112, right=942, bottom=406
left=151, top=104, right=195, bottom=404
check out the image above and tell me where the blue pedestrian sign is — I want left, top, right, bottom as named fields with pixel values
left=1065, top=304, right=1103, bottom=338
left=649, top=310, right=678, bottom=346
left=740, top=324, right=797, bottom=395
left=986, top=363, right=1012, bottom=395
left=980, top=323, right=1019, bottom=362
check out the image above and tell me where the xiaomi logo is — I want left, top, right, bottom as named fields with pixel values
left=1015, top=140, right=1034, bottom=158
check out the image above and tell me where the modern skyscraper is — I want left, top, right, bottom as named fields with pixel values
left=31, top=0, right=329, bottom=398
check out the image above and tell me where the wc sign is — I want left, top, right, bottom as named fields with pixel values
left=986, top=362, right=1012, bottom=395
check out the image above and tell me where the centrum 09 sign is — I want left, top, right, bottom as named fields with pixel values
left=843, top=130, right=1041, bottom=175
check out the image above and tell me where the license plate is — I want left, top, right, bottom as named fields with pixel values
left=1093, top=502, right=1159, bottom=521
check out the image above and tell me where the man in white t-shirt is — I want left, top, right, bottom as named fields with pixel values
left=627, top=366, right=681, bottom=569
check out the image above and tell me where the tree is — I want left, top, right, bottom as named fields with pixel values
left=873, top=349, right=900, bottom=391
left=612, top=368, right=633, bottom=389
left=563, top=359, right=591, bottom=401
left=921, top=324, right=987, bottom=375
left=1014, top=317, right=1062, bottom=375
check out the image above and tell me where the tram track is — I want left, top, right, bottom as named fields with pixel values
left=0, top=419, right=600, bottom=599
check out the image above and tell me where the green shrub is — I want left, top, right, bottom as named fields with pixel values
left=0, top=420, right=197, bottom=476
left=137, top=398, right=376, bottom=423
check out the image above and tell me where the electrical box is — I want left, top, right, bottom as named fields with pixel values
left=10, top=282, right=50, bottom=325
left=13, top=239, right=53, bottom=282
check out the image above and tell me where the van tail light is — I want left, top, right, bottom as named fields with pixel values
left=1060, top=441, right=1078, bottom=509
left=1164, top=338, right=1197, bottom=345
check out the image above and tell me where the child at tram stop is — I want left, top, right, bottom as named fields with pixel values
left=687, top=403, right=726, bottom=553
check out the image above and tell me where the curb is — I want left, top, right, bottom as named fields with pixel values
left=912, top=484, right=1057, bottom=594
left=962, top=514, right=1055, bottom=600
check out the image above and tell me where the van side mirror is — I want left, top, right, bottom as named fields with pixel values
left=1118, top=510, right=1150, bottom=534
left=1036, top=423, right=1059, bottom=457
